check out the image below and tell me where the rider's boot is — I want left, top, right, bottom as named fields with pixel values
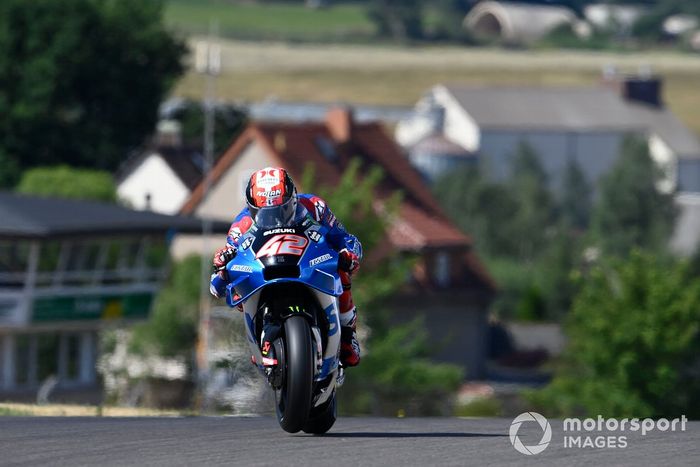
left=339, top=307, right=360, bottom=367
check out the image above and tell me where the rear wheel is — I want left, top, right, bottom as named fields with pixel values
left=302, top=393, right=337, bottom=435
left=275, top=315, right=314, bottom=433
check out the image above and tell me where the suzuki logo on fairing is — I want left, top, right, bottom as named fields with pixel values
left=263, top=228, right=296, bottom=236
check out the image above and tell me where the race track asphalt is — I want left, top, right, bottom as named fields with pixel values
left=0, top=416, right=697, bottom=466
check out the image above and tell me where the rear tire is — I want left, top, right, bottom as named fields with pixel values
left=302, top=393, right=337, bottom=434
left=275, top=315, right=314, bottom=433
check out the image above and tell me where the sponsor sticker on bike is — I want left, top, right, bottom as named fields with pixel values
left=307, top=230, right=322, bottom=242
left=309, top=253, right=332, bottom=267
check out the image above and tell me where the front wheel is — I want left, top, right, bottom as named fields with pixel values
left=275, top=315, right=314, bottom=433
left=302, top=393, right=337, bottom=434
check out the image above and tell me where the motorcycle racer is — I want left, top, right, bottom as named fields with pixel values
left=209, top=167, right=362, bottom=367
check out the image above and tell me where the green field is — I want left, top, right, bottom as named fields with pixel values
left=174, top=40, right=700, bottom=136
left=164, top=0, right=375, bottom=42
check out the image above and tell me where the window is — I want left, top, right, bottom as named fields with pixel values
left=434, top=251, right=451, bottom=288
left=0, top=241, right=31, bottom=287
left=315, top=136, right=338, bottom=163
left=0, top=241, right=30, bottom=272
left=66, top=243, right=101, bottom=272
left=38, top=241, right=62, bottom=273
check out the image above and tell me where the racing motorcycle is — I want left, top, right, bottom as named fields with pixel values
left=223, top=217, right=344, bottom=434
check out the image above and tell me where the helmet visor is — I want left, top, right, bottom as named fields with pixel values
left=249, top=196, right=297, bottom=229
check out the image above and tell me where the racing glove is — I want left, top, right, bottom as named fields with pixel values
left=339, top=248, right=360, bottom=273
left=213, top=245, right=237, bottom=275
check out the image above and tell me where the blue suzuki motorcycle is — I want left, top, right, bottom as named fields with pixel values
left=224, top=217, right=344, bottom=434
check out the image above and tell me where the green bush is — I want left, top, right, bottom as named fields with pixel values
left=529, top=251, right=700, bottom=418
left=129, top=255, right=201, bottom=362
left=16, top=166, right=117, bottom=202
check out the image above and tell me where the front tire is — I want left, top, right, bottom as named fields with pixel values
left=302, top=393, right=337, bottom=434
left=275, top=315, right=314, bottom=433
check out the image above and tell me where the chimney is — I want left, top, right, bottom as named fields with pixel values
left=622, top=76, right=663, bottom=107
left=325, top=106, right=354, bottom=143
left=274, top=132, right=286, bottom=152
left=155, top=119, right=182, bottom=147
left=600, top=66, right=664, bottom=108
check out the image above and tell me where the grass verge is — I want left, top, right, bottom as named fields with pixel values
left=165, top=0, right=375, bottom=42
left=455, top=397, right=502, bottom=418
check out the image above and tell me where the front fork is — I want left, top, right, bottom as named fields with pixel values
left=260, top=309, right=325, bottom=383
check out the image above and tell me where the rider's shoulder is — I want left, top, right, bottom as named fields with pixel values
left=298, top=193, right=325, bottom=203
left=298, top=193, right=330, bottom=220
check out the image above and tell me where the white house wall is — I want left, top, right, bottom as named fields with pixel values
left=169, top=233, right=225, bottom=261
left=649, top=133, right=678, bottom=193
left=478, top=130, right=628, bottom=193
left=394, top=107, right=438, bottom=148
left=117, top=154, right=190, bottom=215
left=434, top=86, right=481, bottom=153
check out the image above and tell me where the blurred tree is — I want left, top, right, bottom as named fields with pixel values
left=169, top=101, right=248, bottom=157
left=0, top=151, right=21, bottom=188
left=559, top=158, right=592, bottom=230
left=0, top=0, right=185, bottom=183
left=16, top=165, right=117, bottom=202
left=509, top=142, right=556, bottom=261
left=130, top=255, right=201, bottom=362
left=531, top=251, right=700, bottom=417
left=591, top=137, right=677, bottom=257
left=423, top=0, right=475, bottom=42
left=434, top=166, right=521, bottom=258
left=536, top=229, right=581, bottom=319
left=436, top=145, right=584, bottom=322
left=367, top=0, right=425, bottom=41
left=632, top=0, right=700, bottom=41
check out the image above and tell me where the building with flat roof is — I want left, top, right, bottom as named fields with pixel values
left=397, top=77, right=700, bottom=194
left=0, top=193, right=223, bottom=400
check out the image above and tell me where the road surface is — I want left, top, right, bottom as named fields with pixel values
left=0, top=416, right=697, bottom=466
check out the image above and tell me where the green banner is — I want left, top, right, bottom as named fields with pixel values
left=32, top=292, right=154, bottom=322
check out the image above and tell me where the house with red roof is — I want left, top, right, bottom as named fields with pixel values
left=178, top=107, right=495, bottom=378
